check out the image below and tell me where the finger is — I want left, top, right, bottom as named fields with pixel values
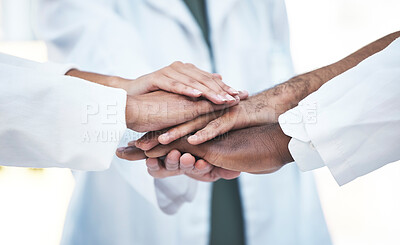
left=184, top=64, right=237, bottom=100
left=158, top=112, right=220, bottom=145
left=194, top=159, right=213, bottom=173
left=116, top=146, right=147, bottom=161
left=146, top=158, right=161, bottom=171
left=186, top=71, right=237, bottom=103
left=238, top=90, right=249, bottom=100
left=179, top=153, right=196, bottom=171
left=187, top=115, right=234, bottom=145
left=155, top=76, right=204, bottom=98
left=186, top=159, right=219, bottom=182
left=163, top=64, right=226, bottom=104
left=194, top=99, right=238, bottom=118
left=127, top=140, right=136, bottom=147
left=136, top=130, right=165, bottom=151
left=146, top=138, right=203, bottom=159
left=170, top=62, right=236, bottom=104
left=200, top=71, right=239, bottom=96
left=164, top=149, right=181, bottom=171
left=146, top=158, right=182, bottom=178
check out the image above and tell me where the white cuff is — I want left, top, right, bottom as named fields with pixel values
left=288, top=138, right=325, bottom=171
left=279, top=107, right=325, bottom=172
left=154, top=176, right=197, bottom=215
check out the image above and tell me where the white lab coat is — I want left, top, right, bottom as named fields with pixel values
left=37, top=0, right=331, bottom=244
left=279, top=37, right=400, bottom=185
left=0, top=52, right=127, bottom=170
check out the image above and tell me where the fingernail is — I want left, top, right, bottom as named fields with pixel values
left=192, top=89, right=202, bottom=96
left=160, top=133, right=170, bottom=141
left=229, top=88, right=239, bottom=95
left=124, top=146, right=136, bottom=153
left=117, top=147, right=125, bottom=153
left=217, top=94, right=227, bottom=102
left=225, top=94, right=236, bottom=101
left=234, top=95, right=240, bottom=101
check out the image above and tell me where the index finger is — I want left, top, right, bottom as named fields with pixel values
left=136, top=130, right=166, bottom=151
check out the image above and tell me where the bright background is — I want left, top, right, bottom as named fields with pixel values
left=0, top=0, right=399, bottom=244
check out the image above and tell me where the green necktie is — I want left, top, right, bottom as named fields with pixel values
left=182, top=0, right=211, bottom=49
left=209, top=179, right=246, bottom=245
left=182, top=1, right=246, bottom=244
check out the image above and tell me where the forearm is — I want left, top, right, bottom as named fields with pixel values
left=279, top=36, right=400, bottom=185
left=66, top=69, right=127, bottom=89
left=258, top=31, right=400, bottom=113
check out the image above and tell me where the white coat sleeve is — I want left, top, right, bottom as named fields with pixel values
left=0, top=53, right=127, bottom=171
left=0, top=52, right=74, bottom=75
left=37, top=0, right=196, bottom=213
left=279, top=38, right=400, bottom=185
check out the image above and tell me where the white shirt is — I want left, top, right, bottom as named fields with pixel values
left=279, top=37, right=400, bottom=185
left=0, top=52, right=127, bottom=170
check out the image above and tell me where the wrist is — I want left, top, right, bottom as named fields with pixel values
left=66, top=69, right=131, bottom=89
left=263, top=123, right=293, bottom=167
left=274, top=123, right=294, bottom=164
left=105, top=75, right=130, bottom=90
left=125, top=96, right=139, bottom=130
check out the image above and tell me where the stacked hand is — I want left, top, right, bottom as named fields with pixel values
left=118, top=124, right=293, bottom=176
left=68, top=61, right=252, bottom=181
left=115, top=74, right=314, bottom=181
left=112, top=32, right=399, bottom=182
left=69, top=61, right=334, bottom=182
left=67, top=61, right=248, bottom=133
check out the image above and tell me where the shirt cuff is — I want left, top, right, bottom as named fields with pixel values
left=154, top=176, right=197, bottom=215
left=279, top=107, right=325, bottom=171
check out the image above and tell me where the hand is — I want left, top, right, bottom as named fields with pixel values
left=116, top=145, right=241, bottom=182
left=122, top=62, right=242, bottom=104
left=134, top=88, right=284, bottom=150
left=67, top=62, right=243, bottom=104
left=143, top=124, right=294, bottom=173
left=125, top=90, right=245, bottom=132
left=137, top=72, right=326, bottom=149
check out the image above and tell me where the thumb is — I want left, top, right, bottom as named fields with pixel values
left=116, top=146, right=147, bottom=161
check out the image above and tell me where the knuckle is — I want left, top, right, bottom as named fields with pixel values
left=209, top=119, right=222, bottom=129
left=189, top=110, right=199, bottom=120
left=160, top=67, right=172, bottom=76
left=196, top=100, right=212, bottom=114
left=184, top=63, right=195, bottom=68
left=147, top=169, right=158, bottom=177
left=171, top=61, right=183, bottom=68
left=166, top=163, right=179, bottom=171
left=200, top=75, right=213, bottom=84
left=170, top=128, right=184, bottom=138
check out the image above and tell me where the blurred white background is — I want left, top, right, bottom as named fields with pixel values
left=0, top=0, right=399, bottom=244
